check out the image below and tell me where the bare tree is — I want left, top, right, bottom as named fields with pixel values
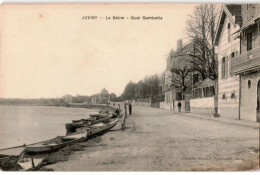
left=186, top=4, right=219, bottom=81
left=170, top=66, right=192, bottom=100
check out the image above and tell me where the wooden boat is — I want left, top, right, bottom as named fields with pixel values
left=24, top=130, right=88, bottom=154
left=66, top=116, right=113, bottom=134
left=77, top=118, right=119, bottom=137
left=89, top=113, right=110, bottom=119
left=0, top=154, right=11, bottom=165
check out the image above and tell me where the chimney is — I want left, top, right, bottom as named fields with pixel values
left=177, top=39, right=183, bottom=52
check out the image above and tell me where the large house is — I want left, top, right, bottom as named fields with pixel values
left=161, top=40, right=195, bottom=111
left=161, top=40, right=183, bottom=110
left=90, top=88, right=110, bottom=104
left=214, top=4, right=242, bottom=119
left=230, top=4, right=260, bottom=122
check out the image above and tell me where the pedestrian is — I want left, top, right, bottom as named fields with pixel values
left=124, top=103, right=127, bottom=110
left=177, top=101, right=182, bottom=113
left=129, top=103, right=132, bottom=115
left=118, top=104, right=120, bottom=109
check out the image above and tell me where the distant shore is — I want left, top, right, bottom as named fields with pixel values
left=0, top=103, right=117, bottom=110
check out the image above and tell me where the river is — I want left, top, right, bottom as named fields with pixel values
left=0, top=105, right=97, bottom=149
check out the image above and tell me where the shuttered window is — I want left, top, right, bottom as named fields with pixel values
left=247, top=32, right=253, bottom=51
left=228, top=23, right=231, bottom=42
left=222, top=57, right=226, bottom=79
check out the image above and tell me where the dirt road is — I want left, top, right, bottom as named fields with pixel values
left=47, top=106, right=259, bottom=171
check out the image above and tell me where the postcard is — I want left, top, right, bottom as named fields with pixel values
left=0, top=3, right=259, bottom=171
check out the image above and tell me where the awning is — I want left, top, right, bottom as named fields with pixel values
left=195, top=78, right=215, bottom=88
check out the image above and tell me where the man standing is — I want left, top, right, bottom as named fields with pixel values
left=177, top=101, right=182, bottom=113
left=129, top=103, right=132, bottom=115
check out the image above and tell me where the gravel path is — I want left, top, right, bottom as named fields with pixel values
left=47, top=106, right=259, bottom=171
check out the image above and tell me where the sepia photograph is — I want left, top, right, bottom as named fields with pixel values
left=0, top=1, right=259, bottom=171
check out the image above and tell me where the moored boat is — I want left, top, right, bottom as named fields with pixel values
left=77, top=118, right=119, bottom=137
left=65, top=116, right=113, bottom=134
left=0, top=154, right=11, bottom=165
left=24, top=130, right=88, bottom=154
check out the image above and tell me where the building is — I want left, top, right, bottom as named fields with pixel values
left=230, top=4, right=260, bottom=122
left=109, top=93, right=117, bottom=102
left=214, top=4, right=242, bottom=119
left=90, top=88, right=110, bottom=104
left=161, top=39, right=194, bottom=111
left=161, top=40, right=183, bottom=110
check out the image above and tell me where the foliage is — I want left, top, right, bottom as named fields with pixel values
left=122, top=81, right=136, bottom=100
left=121, top=74, right=162, bottom=101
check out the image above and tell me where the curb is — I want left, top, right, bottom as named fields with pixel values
left=179, top=112, right=259, bottom=129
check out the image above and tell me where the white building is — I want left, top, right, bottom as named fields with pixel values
left=214, top=4, right=241, bottom=119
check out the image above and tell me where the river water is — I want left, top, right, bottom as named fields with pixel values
left=0, top=105, right=97, bottom=149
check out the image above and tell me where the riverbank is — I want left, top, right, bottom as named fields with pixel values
left=43, top=106, right=259, bottom=171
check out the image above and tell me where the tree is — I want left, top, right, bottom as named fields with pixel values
left=109, top=93, right=117, bottom=101
left=186, top=4, right=219, bottom=81
left=136, top=80, right=145, bottom=98
left=170, top=66, right=192, bottom=100
left=122, top=81, right=136, bottom=100
left=147, top=74, right=160, bottom=100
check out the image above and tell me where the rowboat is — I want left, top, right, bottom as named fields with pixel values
left=0, top=154, right=11, bottom=165
left=66, top=116, right=113, bottom=134
left=24, top=130, right=88, bottom=154
left=77, top=118, right=119, bottom=137
left=89, top=113, right=111, bottom=119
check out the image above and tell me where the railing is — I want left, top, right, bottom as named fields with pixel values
left=231, top=47, right=260, bottom=75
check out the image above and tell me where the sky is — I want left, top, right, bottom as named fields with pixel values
left=0, top=3, right=196, bottom=98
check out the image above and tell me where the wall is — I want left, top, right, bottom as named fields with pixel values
left=216, top=9, right=240, bottom=120
left=160, top=102, right=165, bottom=109
left=190, top=97, right=215, bottom=116
left=151, top=102, right=160, bottom=108
left=135, top=101, right=150, bottom=107
left=240, top=72, right=260, bottom=121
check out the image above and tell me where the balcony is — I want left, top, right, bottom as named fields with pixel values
left=231, top=47, right=260, bottom=75
left=162, top=84, right=172, bottom=92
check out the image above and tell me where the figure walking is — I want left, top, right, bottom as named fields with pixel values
left=129, top=103, right=132, bottom=115
left=177, top=101, right=182, bottom=113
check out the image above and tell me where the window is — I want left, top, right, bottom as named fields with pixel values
left=194, top=88, right=201, bottom=99
left=228, top=23, right=231, bottom=42
left=222, top=57, right=226, bottom=79
left=176, top=92, right=182, bottom=100
left=247, top=32, right=253, bottom=51
left=231, top=52, right=235, bottom=58
left=222, top=93, right=226, bottom=100
left=231, top=92, right=236, bottom=99
left=203, top=86, right=215, bottom=98
left=210, top=86, right=215, bottom=96
left=248, top=80, right=251, bottom=89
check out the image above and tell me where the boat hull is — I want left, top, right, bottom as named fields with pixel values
left=65, top=116, right=113, bottom=134
left=24, top=131, right=88, bottom=154
left=77, top=118, right=119, bottom=137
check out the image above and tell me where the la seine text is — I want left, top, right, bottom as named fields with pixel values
left=82, top=16, right=163, bottom=20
